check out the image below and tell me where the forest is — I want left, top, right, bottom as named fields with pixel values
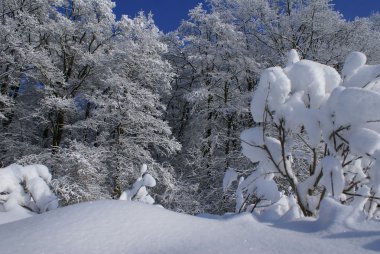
left=1, top=0, right=380, bottom=221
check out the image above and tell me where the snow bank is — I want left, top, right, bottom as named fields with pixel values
left=316, top=198, right=358, bottom=232
left=0, top=205, right=34, bottom=225
left=0, top=200, right=378, bottom=254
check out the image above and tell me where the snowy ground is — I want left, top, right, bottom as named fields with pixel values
left=0, top=200, right=379, bottom=254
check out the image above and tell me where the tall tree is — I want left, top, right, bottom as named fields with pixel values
left=209, top=0, right=380, bottom=67
left=165, top=4, right=258, bottom=213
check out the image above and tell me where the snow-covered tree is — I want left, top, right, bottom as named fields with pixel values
left=209, top=0, right=380, bottom=67
left=240, top=50, right=380, bottom=218
left=0, top=1, right=180, bottom=206
left=87, top=12, right=181, bottom=201
left=165, top=4, right=258, bottom=213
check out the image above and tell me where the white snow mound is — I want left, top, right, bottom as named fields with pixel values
left=0, top=200, right=379, bottom=254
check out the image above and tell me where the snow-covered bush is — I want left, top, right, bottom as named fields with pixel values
left=0, top=164, right=58, bottom=214
left=119, top=164, right=157, bottom=205
left=239, top=50, right=380, bottom=218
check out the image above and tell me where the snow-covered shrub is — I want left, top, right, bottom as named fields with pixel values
left=0, top=164, right=58, bottom=214
left=119, top=164, right=157, bottom=205
left=240, top=50, right=380, bottom=218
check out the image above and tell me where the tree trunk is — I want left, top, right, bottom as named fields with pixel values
left=51, top=110, right=64, bottom=154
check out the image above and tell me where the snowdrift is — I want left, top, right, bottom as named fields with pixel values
left=0, top=200, right=379, bottom=254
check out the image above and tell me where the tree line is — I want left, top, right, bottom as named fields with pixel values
left=1, top=0, right=380, bottom=215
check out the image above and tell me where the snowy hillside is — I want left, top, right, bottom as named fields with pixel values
left=0, top=200, right=379, bottom=254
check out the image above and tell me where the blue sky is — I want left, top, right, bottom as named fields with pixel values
left=113, top=0, right=203, bottom=32
left=113, top=0, right=380, bottom=32
left=334, top=0, right=380, bottom=20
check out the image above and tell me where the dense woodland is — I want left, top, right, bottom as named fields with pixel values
left=1, top=0, right=380, bottom=216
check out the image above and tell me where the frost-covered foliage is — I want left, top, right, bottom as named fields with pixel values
left=119, top=164, right=157, bottom=205
left=0, top=164, right=57, bottom=214
left=0, top=0, right=180, bottom=206
left=209, top=0, right=380, bottom=67
left=164, top=3, right=258, bottom=214
left=240, top=50, right=380, bottom=218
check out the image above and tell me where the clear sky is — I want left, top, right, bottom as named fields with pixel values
left=333, top=0, right=380, bottom=20
left=113, top=0, right=380, bottom=33
left=113, top=0, right=204, bottom=32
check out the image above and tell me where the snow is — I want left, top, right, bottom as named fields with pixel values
left=342, top=51, right=380, bottom=89
left=240, top=127, right=264, bottom=146
left=235, top=176, right=245, bottom=212
left=119, top=164, right=156, bottom=204
left=26, top=177, right=58, bottom=213
left=328, top=87, right=380, bottom=128
left=0, top=164, right=58, bottom=213
left=22, top=164, right=52, bottom=183
left=255, top=195, right=301, bottom=222
left=240, top=128, right=267, bottom=163
left=284, top=58, right=341, bottom=108
left=223, top=168, right=238, bottom=192
left=0, top=200, right=379, bottom=254
left=286, top=49, right=300, bottom=66
left=251, top=67, right=291, bottom=123
left=370, top=151, right=380, bottom=196
left=0, top=205, right=33, bottom=225
left=342, top=52, right=367, bottom=80
left=252, top=175, right=281, bottom=202
left=300, top=108, right=321, bottom=148
left=348, top=127, right=380, bottom=156
left=320, top=156, right=345, bottom=200
left=239, top=168, right=281, bottom=204
left=140, top=163, right=148, bottom=174
left=143, top=174, right=156, bottom=187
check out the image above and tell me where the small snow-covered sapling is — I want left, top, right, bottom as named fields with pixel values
left=119, top=164, right=157, bottom=205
